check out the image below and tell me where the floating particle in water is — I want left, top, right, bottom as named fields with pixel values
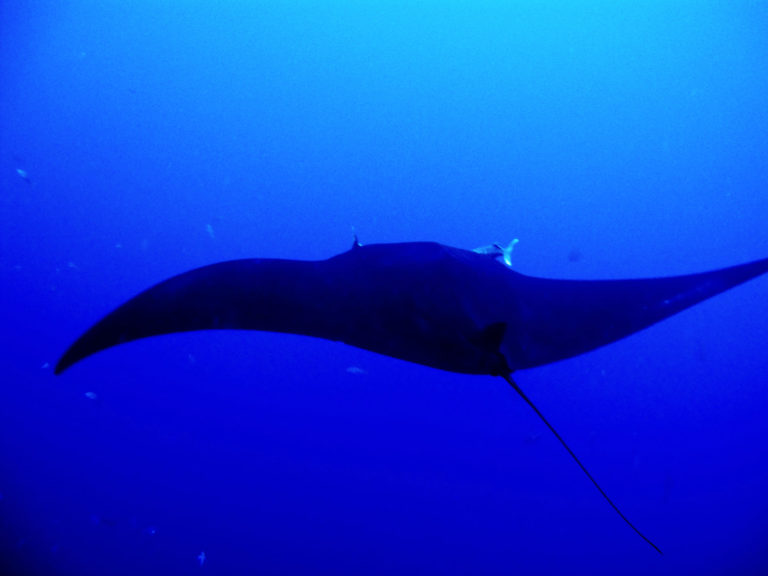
left=206, top=224, right=215, bottom=240
left=84, top=392, right=98, bottom=400
left=197, top=551, right=206, bottom=566
left=15, top=168, right=31, bottom=184
left=525, top=432, right=542, bottom=444
left=94, top=515, right=117, bottom=527
left=567, top=248, right=583, bottom=263
left=346, top=365, right=366, bottom=375
left=41, top=362, right=50, bottom=370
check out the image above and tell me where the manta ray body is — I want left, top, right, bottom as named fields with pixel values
left=56, top=241, right=768, bottom=553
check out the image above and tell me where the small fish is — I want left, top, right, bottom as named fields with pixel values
left=206, top=224, right=215, bottom=240
left=346, top=365, right=366, bottom=375
left=197, top=551, right=206, bottom=566
left=84, top=391, right=98, bottom=400
left=472, top=239, right=519, bottom=267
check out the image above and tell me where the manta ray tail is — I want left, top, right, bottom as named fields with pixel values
left=503, top=374, right=662, bottom=555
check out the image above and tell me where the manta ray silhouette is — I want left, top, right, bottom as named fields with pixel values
left=56, top=241, right=768, bottom=554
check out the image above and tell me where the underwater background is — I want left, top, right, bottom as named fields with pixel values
left=2, top=2, right=768, bottom=575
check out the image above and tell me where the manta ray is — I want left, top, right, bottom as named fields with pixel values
left=55, top=240, right=768, bottom=554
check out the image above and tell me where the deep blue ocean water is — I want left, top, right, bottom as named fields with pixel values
left=2, top=3, right=768, bottom=575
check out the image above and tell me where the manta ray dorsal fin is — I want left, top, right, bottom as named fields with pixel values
left=502, top=374, right=662, bottom=555
left=468, top=322, right=509, bottom=375
left=471, top=322, right=507, bottom=351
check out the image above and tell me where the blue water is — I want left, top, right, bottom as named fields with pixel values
left=2, top=3, right=768, bottom=575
